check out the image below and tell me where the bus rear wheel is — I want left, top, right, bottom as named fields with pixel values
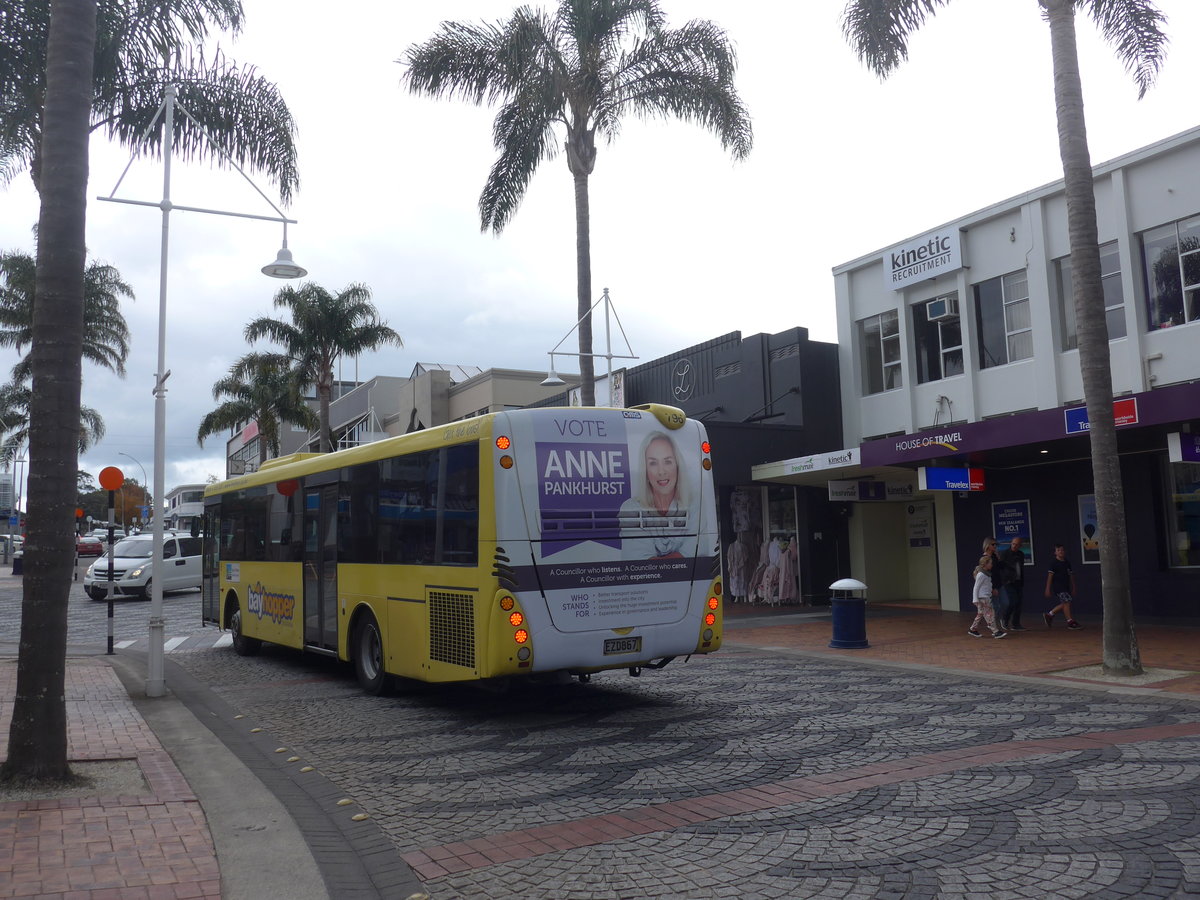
left=353, top=614, right=391, bottom=696
left=230, top=599, right=262, bottom=657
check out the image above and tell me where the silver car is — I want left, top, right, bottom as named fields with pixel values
left=84, top=533, right=202, bottom=600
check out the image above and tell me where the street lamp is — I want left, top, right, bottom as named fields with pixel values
left=99, top=84, right=306, bottom=698
left=118, top=452, right=147, bottom=531
left=541, top=288, right=637, bottom=406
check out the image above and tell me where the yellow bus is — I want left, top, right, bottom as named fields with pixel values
left=201, top=404, right=722, bottom=693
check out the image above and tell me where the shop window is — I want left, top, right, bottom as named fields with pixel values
left=1055, top=242, right=1126, bottom=350
left=1165, top=460, right=1200, bottom=568
left=859, top=310, right=901, bottom=395
left=975, top=270, right=1031, bottom=369
left=912, top=293, right=964, bottom=383
left=1141, top=214, right=1200, bottom=329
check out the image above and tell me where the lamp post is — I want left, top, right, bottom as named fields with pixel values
left=99, top=85, right=306, bottom=698
left=541, top=288, right=637, bottom=406
left=118, top=452, right=148, bottom=531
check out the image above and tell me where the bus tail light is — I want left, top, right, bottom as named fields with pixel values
left=508, top=611, right=524, bottom=627
left=496, top=435, right=511, bottom=450
left=514, top=629, right=529, bottom=644
left=704, top=612, right=716, bottom=626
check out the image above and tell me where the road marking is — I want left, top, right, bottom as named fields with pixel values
left=115, top=640, right=136, bottom=649
left=164, top=637, right=189, bottom=652
left=213, top=633, right=233, bottom=648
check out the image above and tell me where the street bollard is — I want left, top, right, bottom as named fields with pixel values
left=829, top=578, right=868, bottom=649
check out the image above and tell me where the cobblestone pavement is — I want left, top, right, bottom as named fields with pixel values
left=169, top=640, right=1200, bottom=900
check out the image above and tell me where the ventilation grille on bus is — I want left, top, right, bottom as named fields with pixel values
left=429, top=590, right=476, bottom=669
left=492, top=548, right=519, bottom=590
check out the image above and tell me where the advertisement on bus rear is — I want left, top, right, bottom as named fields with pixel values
left=511, top=409, right=712, bottom=630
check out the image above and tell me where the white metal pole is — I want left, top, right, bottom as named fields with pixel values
left=603, top=288, right=613, bottom=406
left=146, top=85, right=175, bottom=698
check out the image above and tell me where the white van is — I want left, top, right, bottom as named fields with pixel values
left=84, top=532, right=202, bottom=600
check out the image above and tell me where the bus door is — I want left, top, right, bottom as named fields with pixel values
left=303, top=485, right=338, bottom=651
left=201, top=504, right=220, bottom=625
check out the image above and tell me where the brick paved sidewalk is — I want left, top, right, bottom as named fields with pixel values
left=724, top=601, right=1200, bottom=695
left=0, top=658, right=220, bottom=899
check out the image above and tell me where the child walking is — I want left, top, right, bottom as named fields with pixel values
left=969, top=555, right=1007, bottom=638
left=1043, top=543, right=1082, bottom=629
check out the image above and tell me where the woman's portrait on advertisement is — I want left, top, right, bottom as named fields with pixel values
left=620, top=431, right=691, bottom=557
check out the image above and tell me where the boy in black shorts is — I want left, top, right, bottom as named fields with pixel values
left=1043, top=543, right=1082, bottom=629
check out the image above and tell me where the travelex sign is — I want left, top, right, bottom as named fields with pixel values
left=919, top=467, right=985, bottom=492
left=886, top=228, right=962, bottom=290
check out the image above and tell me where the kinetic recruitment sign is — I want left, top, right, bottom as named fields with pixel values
left=886, top=228, right=962, bottom=290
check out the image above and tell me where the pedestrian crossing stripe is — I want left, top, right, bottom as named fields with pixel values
left=112, top=634, right=232, bottom=652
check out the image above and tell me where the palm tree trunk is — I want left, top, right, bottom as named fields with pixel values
left=574, top=170, right=596, bottom=407
left=1, top=0, right=95, bottom=782
left=318, top=375, right=332, bottom=453
left=1045, top=0, right=1140, bottom=675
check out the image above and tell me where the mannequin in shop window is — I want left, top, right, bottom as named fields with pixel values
left=748, top=534, right=770, bottom=602
left=726, top=532, right=753, bottom=602
left=778, top=535, right=799, bottom=604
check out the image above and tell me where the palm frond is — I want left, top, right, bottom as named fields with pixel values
left=1085, top=0, right=1167, bottom=98
left=840, top=0, right=954, bottom=78
left=93, top=47, right=299, bottom=204
left=481, top=102, right=558, bottom=231
left=604, top=20, right=751, bottom=158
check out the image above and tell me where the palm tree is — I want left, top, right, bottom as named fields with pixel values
left=0, top=0, right=96, bottom=787
left=402, top=0, right=752, bottom=406
left=841, top=0, right=1167, bottom=676
left=0, top=380, right=105, bottom=461
left=243, top=283, right=402, bottom=453
left=197, top=352, right=318, bottom=469
left=0, top=249, right=133, bottom=379
left=0, top=1, right=298, bottom=202
left=2, top=0, right=299, bottom=784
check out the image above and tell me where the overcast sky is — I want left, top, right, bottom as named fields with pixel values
left=3, top=0, right=1200, bottom=505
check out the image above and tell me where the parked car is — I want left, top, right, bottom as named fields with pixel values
left=83, top=532, right=202, bottom=601
left=76, top=535, right=104, bottom=557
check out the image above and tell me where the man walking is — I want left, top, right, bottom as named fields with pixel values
left=999, top=536, right=1027, bottom=631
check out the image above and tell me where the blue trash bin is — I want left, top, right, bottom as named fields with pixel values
left=829, top=578, right=868, bottom=649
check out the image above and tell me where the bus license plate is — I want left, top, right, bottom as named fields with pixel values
left=604, top=636, right=642, bottom=655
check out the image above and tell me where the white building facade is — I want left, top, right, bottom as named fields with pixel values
left=825, top=127, right=1200, bottom=617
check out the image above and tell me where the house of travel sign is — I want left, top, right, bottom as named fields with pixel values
left=886, top=228, right=962, bottom=290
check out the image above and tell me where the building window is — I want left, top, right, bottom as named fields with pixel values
left=1055, top=242, right=1127, bottom=350
left=975, top=270, right=1031, bottom=369
left=912, top=293, right=963, bottom=383
left=859, top=310, right=901, bottom=395
left=1164, top=460, right=1200, bottom=568
left=1141, top=214, right=1200, bottom=329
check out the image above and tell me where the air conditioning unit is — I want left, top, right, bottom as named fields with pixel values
left=926, top=295, right=959, bottom=322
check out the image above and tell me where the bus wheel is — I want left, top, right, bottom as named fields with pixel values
left=353, top=614, right=391, bottom=696
left=229, top=600, right=262, bottom=657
